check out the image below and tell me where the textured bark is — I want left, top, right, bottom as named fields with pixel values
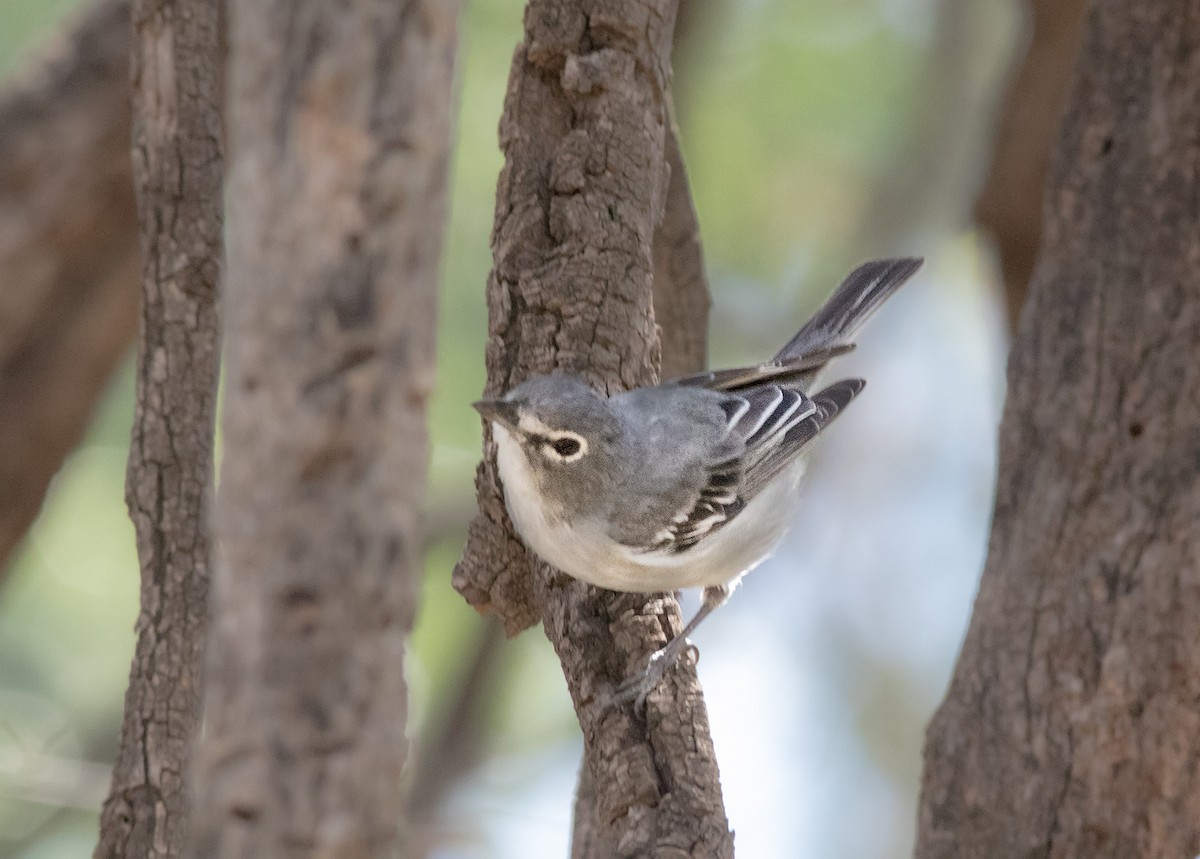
left=185, top=0, right=457, bottom=855
left=916, top=0, right=1200, bottom=856
left=453, top=1, right=732, bottom=855
left=571, top=754, right=612, bottom=859
left=974, top=0, right=1089, bottom=328
left=574, top=141, right=714, bottom=848
left=0, top=0, right=138, bottom=576
left=93, top=0, right=223, bottom=857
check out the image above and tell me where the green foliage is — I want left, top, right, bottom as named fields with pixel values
left=0, top=0, right=82, bottom=76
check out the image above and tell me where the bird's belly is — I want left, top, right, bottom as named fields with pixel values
left=614, top=473, right=804, bottom=591
left=494, top=424, right=804, bottom=594
left=567, top=484, right=799, bottom=592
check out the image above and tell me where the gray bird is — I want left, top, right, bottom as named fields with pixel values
left=474, top=258, right=923, bottom=705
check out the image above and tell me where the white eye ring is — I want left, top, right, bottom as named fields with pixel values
left=543, top=432, right=588, bottom=462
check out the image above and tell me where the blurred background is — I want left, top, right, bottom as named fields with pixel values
left=1, top=0, right=1027, bottom=855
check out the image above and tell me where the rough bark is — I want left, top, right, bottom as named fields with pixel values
left=974, top=0, right=1089, bottom=328
left=92, top=0, right=223, bottom=857
left=574, top=122, right=712, bottom=859
left=185, top=0, right=458, bottom=855
left=571, top=753, right=612, bottom=859
left=916, top=0, right=1200, bottom=856
left=0, top=0, right=138, bottom=577
left=453, top=1, right=732, bottom=855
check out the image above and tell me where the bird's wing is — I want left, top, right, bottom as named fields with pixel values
left=638, top=379, right=862, bottom=555
left=738, top=378, right=862, bottom=498
left=624, top=259, right=920, bottom=557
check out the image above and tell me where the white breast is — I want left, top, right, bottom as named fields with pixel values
left=493, top=424, right=606, bottom=577
left=492, top=422, right=807, bottom=594
left=493, top=425, right=563, bottom=555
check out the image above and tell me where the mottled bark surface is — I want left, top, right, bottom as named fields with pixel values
left=186, top=0, right=457, bottom=855
left=570, top=753, right=611, bottom=859
left=974, top=0, right=1088, bottom=328
left=93, top=0, right=223, bottom=857
left=917, top=0, right=1200, bottom=856
left=0, top=0, right=138, bottom=577
left=453, top=1, right=731, bottom=855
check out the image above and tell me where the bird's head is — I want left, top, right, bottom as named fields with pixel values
left=473, top=374, right=620, bottom=474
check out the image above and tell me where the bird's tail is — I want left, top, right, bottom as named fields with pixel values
left=772, top=257, right=923, bottom=363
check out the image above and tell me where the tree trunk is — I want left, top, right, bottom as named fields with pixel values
left=916, top=0, right=1200, bottom=856
left=185, top=0, right=458, bottom=855
left=92, top=0, right=223, bottom=856
left=453, top=1, right=732, bottom=855
left=974, top=0, right=1089, bottom=328
left=0, top=0, right=138, bottom=578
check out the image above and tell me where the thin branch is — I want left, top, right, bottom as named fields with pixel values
left=1, top=751, right=112, bottom=811
left=416, top=49, right=713, bottom=859
left=93, top=0, right=223, bottom=855
left=652, top=118, right=711, bottom=379
left=570, top=751, right=612, bottom=859
left=0, top=0, right=137, bottom=578
left=973, top=0, right=1089, bottom=328
left=404, top=618, right=506, bottom=854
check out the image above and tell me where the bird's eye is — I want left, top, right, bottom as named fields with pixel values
left=550, top=436, right=581, bottom=457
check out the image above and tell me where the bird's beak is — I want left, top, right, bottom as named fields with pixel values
left=472, top=398, right=520, bottom=431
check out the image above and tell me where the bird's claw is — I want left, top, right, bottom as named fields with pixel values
left=613, top=639, right=699, bottom=710
left=614, top=648, right=672, bottom=710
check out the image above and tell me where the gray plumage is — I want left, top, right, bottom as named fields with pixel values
left=473, top=257, right=922, bottom=705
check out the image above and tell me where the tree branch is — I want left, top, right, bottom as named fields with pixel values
left=917, top=0, right=1200, bottom=854
left=185, top=0, right=459, bottom=854
left=92, top=0, right=223, bottom=856
left=453, top=1, right=732, bottom=854
left=652, top=118, right=710, bottom=379
left=974, top=0, right=1088, bottom=328
left=571, top=118, right=713, bottom=859
left=0, top=0, right=138, bottom=578
left=404, top=618, right=506, bottom=854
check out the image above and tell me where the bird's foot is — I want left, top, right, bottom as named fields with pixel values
left=614, top=638, right=696, bottom=710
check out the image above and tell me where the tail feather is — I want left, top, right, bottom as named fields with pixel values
left=671, top=343, right=853, bottom=391
left=773, top=258, right=922, bottom=363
